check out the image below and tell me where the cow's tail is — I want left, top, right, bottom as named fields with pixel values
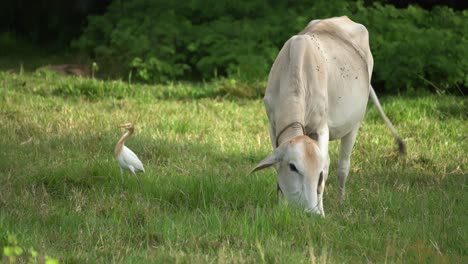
left=369, top=86, right=406, bottom=154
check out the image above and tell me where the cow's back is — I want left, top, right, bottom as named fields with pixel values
left=300, top=16, right=373, bottom=139
left=301, top=16, right=373, bottom=77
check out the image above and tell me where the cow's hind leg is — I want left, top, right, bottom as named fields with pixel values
left=338, top=125, right=360, bottom=202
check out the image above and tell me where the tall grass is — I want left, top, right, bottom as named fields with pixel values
left=0, top=72, right=466, bottom=263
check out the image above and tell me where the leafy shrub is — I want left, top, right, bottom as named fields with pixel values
left=352, top=4, right=468, bottom=93
left=74, top=0, right=467, bottom=93
left=73, top=0, right=192, bottom=82
left=73, top=0, right=299, bottom=83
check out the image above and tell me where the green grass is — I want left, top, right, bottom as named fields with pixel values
left=0, top=72, right=466, bottom=263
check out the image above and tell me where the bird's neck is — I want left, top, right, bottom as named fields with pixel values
left=114, top=130, right=133, bottom=157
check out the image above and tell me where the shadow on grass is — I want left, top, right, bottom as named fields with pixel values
left=436, top=97, right=467, bottom=120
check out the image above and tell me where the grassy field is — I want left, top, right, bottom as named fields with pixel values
left=0, top=71, right=466, bottom=263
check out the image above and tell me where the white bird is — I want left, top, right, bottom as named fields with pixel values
left=115, top=122, right=145, bottom=190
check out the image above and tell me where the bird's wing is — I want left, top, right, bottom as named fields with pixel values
left=121, top=145, right=145, bottom=172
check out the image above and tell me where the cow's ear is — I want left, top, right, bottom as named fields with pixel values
left=251, top=145, right=286, bottom=173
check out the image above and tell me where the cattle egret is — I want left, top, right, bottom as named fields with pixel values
left=115, top=122, right=145, bottom=190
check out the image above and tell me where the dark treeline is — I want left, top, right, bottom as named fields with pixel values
left=0, top=0, right=111, bottom=48
left=382, top=0, right=466, bottom=9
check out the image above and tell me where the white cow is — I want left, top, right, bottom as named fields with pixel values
left=252, top=16, right=404, bottom=216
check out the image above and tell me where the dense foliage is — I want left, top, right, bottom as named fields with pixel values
left=71, top=0, right=465, bottom=92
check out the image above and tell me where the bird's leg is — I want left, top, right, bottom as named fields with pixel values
left=132, top=171, right=143, bottom=191
left=120, top=167, right=125, bottom=184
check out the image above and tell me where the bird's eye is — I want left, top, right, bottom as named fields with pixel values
left=289, top=163, right=298, bottom=172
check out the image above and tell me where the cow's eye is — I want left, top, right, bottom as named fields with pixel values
left=289, top=163, right=298, bottom=172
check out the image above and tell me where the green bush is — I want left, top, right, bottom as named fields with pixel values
left=353, top=4, right=468, bottom=93
left=73, top=0, right=467, bottom=93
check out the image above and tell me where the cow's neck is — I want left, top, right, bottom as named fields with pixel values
left=276, top=122, right=305, bottom=147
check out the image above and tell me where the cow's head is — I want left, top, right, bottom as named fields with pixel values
left=252, top=135, right=325, bottom=216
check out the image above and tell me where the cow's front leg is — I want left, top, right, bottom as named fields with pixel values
left=338, top=125, right=360, bottom=202
left=316, top=125, right=329, bottom=162
left=316, top=125, right=329, bottom=215
left=317, top=154, right=329, bottom=216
